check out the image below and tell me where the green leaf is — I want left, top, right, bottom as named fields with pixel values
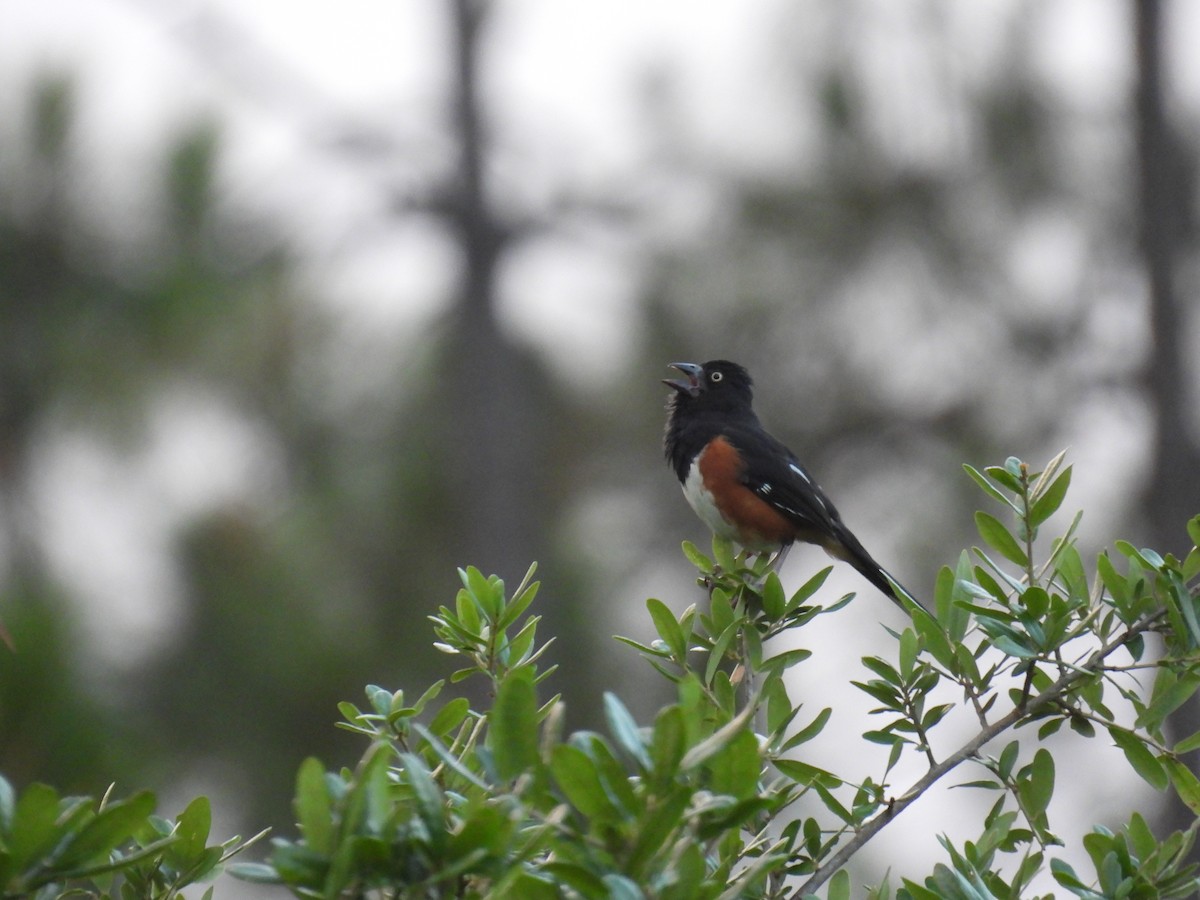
left=650, top=705, right=686, bottom=783
left=1023, top=748, right=1055, bottom=815
left=1115, top=540, right=1157, bottom=571
left=1011, top=850, right=1044, bottom=894
left=899, top=880, right=944, bottom=900
left=712, top=535, right=738, bottom=571
left=604, top=693, right=651, bottom=771
left=680, top=699, right=757, bottom=770
left=991, top=634, right=1037, bottom=659
left=773, top=758, right=840, bottom=788
left=602, top=873, right=647, bottom=900
left=765, top=677, right=794, bottom=735
left=57, top=791, right=158, bottom=870
left=1139, top=669, right=1200, bottom=731
left=761, top=647, right=812, bottom=676
left=971, top=566, right=1010, bottom=603
left=912, top=603, right=955, bottom=668
left=787, top=567, right=833, bottom=613
left=496, top=566, right=540, bottom=628
left=952, top=779, right=1002, bottom=791
left=707, top=587, right=735, bottom=638
left=1173, top=728, right=1200, bottom=755
left=1096, top=552, right=1129, bottom=610
left=612, top=635, right=671, bottom=659
left=934, top=563, right=956, bottom=626
left=428, top=696, right=471, bottom=738
left=1183, top=547, right=1200, bottom=583
left=761, top=570, right=785, bottom=619
left=1177, top=580, right=1200, bottom=647
left=863, top=730, right=903, bottom=747
left=228, top=862, right=284, bottom=884
left=1165, top=758, right=1200, bottom=813
left=1053, top=543, right=1088, bottom=600
left=987, top=463, right=1023, bottom=493
left=551, top=744, right=618, bottom=822
left=10, top=782, right=61, bottom=869
left=860, top=656, right=902, bottom=686
left=681, top=540, right=713, bottom=573
left=401, top=752, right=446, bottom=842
left=813, top=781, right=855, bottom=825
left=852, top=679, right=902, bottom=709
left=1020, top=586, right=1049, bottom=619
left=462, top=566, right=502, bottom=620
left=647, top=598, right=686, bottom=661
left=705, top=620, right=741, bottom=686
left=57, top=834, right=182, bottom=884
left=1038, top=718, right=1065, bottom=740
left=828, top=868, right=851, bottom=900
left=541, top=862, right=607, bottom=898
left=1126, top=812, right=1156, bottom=861
left=899, top=629, right=919, bottom=680
left=963, top=464, right=1018, bottom=511
left=782, top=707, right=832, bottom=752
left=975, top=511, right=1029, bottom=568
left=707, top=730, right=760, bottom=800
left=742, top=624, right=763, bottom=669
left=411, top=723, right=491, bottom=792
left=270, top=841, right=330, bottom=886
left=921, top=704, right=954, bottom=730
left=1068, top=717, right=1094, bottom=738
left=1029, top=466, right=1072, bottom=528
left=490, top=668, right=540, bottom=780
left=167, top=795, right=211, bottom=870
left=1108, top=727, right=1168, bottom=791
left=293, top=758, right=333, bottom=855
left=1050, top=858, right=1091, bottom=892
left=998, top=741, right=1019, bottom=781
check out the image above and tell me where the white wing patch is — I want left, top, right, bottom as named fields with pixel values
left=753, top=481, right=806, bottom=521
left=788, top=462, right=829, bottom=513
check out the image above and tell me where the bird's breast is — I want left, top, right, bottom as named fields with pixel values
left=683, top=437, right=795, bottom=552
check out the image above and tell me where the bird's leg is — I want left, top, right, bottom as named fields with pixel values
left=766, top=543, right=791, bottom=572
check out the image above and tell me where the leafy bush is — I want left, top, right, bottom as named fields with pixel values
left=0, top=779, right=264, bottom=898
left=224, top=452, right=1200, bottom=899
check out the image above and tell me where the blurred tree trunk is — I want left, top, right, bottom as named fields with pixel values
left=1135, top=0, right=1200, bottom=838
left=441, top=0, right=539, bottom=580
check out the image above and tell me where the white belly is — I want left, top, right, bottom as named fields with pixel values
left=682, top=463, right=741, bottom=541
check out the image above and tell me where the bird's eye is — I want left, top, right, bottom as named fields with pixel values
left=710, top=371, right=723, bottom=383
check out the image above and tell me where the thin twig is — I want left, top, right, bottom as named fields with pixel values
left=789, top=610, right=1164, bottom=898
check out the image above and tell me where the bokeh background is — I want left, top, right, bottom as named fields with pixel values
left=1, top=0, right=1198, bottom=895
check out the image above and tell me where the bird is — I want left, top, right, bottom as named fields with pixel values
left=662, top=359, right=911, bottom=611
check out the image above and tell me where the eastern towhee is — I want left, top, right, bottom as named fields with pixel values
left=663, top=360, right=910, bottom=611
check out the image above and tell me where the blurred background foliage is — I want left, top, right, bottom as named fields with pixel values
left=0, top=0, right=1197, bottom=890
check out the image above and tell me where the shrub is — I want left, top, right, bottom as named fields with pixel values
left=228, top=452, right=1200, bottom=899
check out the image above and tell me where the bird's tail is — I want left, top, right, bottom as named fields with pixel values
left=827, top=528, right=919, bottom=612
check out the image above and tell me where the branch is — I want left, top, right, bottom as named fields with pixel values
left=789, top=610, right=1165, bottom=898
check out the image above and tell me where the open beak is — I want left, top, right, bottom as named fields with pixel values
left=662, top=362, right=703, bottom=397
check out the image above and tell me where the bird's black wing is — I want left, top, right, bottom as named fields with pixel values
left=721, top=424, right=843, bottom=536
left=723, top=423, right=908, bottom=608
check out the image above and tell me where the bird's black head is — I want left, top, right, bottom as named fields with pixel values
left=662, top=360, right=757, bottom=479
left=663, top=360, right=754, bottom=412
